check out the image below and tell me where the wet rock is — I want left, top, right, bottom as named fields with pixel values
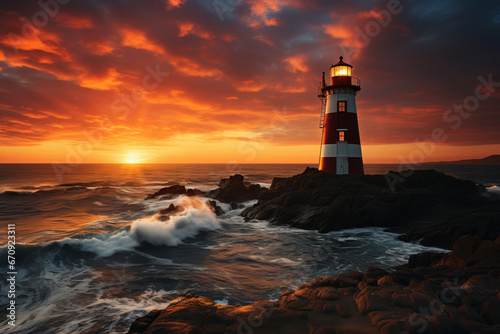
left=159, top=203, right=181, bottom=215
left=185, top=188, right=204, bottom=197
left=146, top=185, right=205, bottom=200
left=145, top=185, right=187, bottom=199
left=241, top=168, right=499, bottom=249
left=208, top=174, right=266, bottom=203
left=408, top=252, right=448, bottom=268
left=332, top=274, right=358, bottom=288
left=206, top=200, right=225, bottom=216
left=316, top=287, right=341, bottom=300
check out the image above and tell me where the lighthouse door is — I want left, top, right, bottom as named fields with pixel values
left=337, top=157, right=349, bottom=174
left=336, top=141, right=349, bottom=175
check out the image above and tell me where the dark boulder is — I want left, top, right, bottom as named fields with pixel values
left=241, top=168, right=499, bottom=249
left=408, top=252, right=448, bottom=268
left=159, top=203, right=181, bottom=215
left=185, top=188, right=204, bottom=197
left=146, top=185, right=205, bottom=200
left=206, top=200, right=225, bottom=216
left=145, top=185, right=187, bottom=200
left=208, top=174, right=265, bottom=203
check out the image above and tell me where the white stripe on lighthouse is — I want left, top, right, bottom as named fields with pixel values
left=321, top=143, right=362, bottom=158
left=321, top=144, right=336, bottom=157
left=325, top=94, right=357, bottom=114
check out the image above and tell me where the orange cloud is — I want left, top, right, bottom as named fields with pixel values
left=166, top=0, right=186, bottom=9
left=171, top=57, right=222, bottom=77
left=323, top=23, right=355, bottom=43
left=236, top=80, right=267, bottom=92
left=2, top=31, right=64, bottom=55
left=246, top=0, right=290, bottom=27
left=357, top=10, right=384, bottom=19
left=177, top=22, right=213, bottom=39
left=284, top=55, right=309, bottom=73
left=78, top=68, right=122, bottom=90
left=120, top=29, right=165, bottom=55
left=86, top=41, right=115, bottom=55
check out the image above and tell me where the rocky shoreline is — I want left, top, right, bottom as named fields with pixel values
left=129, top=169, right=500, bottom=333
left=128, top=235, right=500, bottom=334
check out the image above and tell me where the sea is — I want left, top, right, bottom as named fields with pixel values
left=0, top=163, right=499, bottom=333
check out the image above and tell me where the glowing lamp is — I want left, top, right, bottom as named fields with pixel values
left=330, top=56, right=352, bottom=77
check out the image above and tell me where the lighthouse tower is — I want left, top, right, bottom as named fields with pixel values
left=318, top=56, right=364, bottom=175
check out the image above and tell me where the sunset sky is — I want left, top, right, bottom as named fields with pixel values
left=0, top=0, right=499, bottom=164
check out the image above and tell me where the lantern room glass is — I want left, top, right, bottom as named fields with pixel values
left=331, top=65, right=351, bottom=77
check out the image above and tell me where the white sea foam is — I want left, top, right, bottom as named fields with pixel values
left=59, top=196, right=221, bottom=257
left=131, top=196, right=220, bottom=246
left=214, top=296, right=229, bottom=305
left=59, top=230, right=139, bottom=257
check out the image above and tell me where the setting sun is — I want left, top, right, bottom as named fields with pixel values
left=124, top=153, right=142, bottom=164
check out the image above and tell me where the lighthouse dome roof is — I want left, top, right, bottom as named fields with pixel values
left=331, top=56, right=353, bottom=68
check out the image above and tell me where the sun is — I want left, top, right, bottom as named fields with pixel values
left=124, top=152, right=142, bottom=164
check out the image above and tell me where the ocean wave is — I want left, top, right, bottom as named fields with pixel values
left=131, top=196, right=221, bottom=246
left=55, top=196, right=221, bottom=257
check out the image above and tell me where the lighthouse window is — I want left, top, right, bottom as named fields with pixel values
left=338, top=101, right=346, bottom=112
left=338, top=131, right=345, bottom=141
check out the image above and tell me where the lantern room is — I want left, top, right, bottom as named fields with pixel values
left=330, top=56, right=352, bottom=77
left=328, top=56, right=360, bottom=89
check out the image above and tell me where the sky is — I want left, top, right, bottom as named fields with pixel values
left=0, top=0, right=499, bottom=164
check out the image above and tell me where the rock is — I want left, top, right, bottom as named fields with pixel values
left=363, top=267, right=389, bottom=282
left=316, top=287, right=341, bottom=300
left=146, top=185, right=205, bottom=200
left=311, top=325, right=336, bottom=334
left=185, top=188, right=204, bottom=197
left=146, top=185, right=187, bottom=199
left=206, top=200, right=225, bottom=216
left=334, top=301, right=352, bottom=318
left=208, top=174, right=265, bottom=203
left=480, top=298, right=500, bottom=325
left=159, top=203, right=181, bottom=215
left=240, top=168, right=499, bottom=249
left=408, top=252, right=448, bottom=268
left=332, top=274, right=358, bottom=288
left=128, top=237, right=500, bottom=334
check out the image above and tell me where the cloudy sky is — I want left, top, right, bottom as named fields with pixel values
left=0, top=0, right=499, bottom=163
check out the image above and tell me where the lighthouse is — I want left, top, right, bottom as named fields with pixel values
left=318, top=56, right=364, bottom=175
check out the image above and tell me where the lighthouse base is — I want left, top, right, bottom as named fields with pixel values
left=319, top=157, right=364, bottom=175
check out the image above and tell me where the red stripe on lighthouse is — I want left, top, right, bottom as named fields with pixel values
left=348, top=157, right=364, bottom=175
left=322, top=113, right=361, bottom=145
left=319, top=157, right=336, bottom=172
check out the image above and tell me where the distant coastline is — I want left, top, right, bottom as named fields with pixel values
left=426, top=154, right=500, bottom=164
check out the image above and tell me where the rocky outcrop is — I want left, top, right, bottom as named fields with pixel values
left=145, top=185, right=204, bottom=200
left=241, top=168, right=500, bottom=249
left=208, top=174, right=266, bottom=203
left=206, top=200, right=225, bottom=216
left=128, top=236, right=500, bottom=334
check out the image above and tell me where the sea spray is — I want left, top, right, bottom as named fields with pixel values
left=131, top=196, right=221, bottom=246
left=58, top=196, right=221, bottom=256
